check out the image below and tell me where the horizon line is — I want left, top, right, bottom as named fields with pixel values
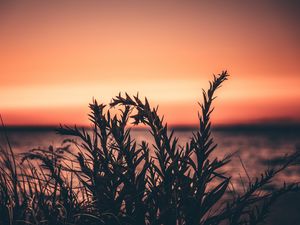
left=2, top=121, right=300, bottom=132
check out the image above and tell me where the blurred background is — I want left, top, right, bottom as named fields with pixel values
left=0, top=0, right=300, bottom=127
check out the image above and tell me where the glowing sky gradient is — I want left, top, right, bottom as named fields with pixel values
left=1, top=1, right=300, bottom=126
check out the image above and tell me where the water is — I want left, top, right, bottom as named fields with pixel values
left=1, top=126, right=300, bottom=224
left=1, top=126, right=300, bottom=186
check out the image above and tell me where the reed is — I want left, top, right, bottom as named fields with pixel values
left=0, top=71, right=299, bottom=225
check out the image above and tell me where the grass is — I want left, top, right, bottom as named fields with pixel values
left=0, top=71, right=300, bottom=225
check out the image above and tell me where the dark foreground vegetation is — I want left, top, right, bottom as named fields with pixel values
left=0, top=71, right=299, bottom=225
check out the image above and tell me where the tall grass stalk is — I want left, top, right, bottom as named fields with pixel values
left=0, top=71, right=299, bottom=225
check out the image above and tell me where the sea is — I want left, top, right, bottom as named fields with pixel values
left=1, top=125, right=300, bottom=185
left=0, top=125, right=300, bottom=224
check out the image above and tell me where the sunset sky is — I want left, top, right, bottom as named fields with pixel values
left=1, top=1, right=300, bottom=126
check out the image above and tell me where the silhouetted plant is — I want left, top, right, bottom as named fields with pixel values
left=0, top=71, right=299, bottom=225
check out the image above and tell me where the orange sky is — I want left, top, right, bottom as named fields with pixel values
left=1, top=1, right=300, bottom=126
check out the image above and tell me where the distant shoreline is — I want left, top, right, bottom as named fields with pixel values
left=1, top=123, right=300, bottom=133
